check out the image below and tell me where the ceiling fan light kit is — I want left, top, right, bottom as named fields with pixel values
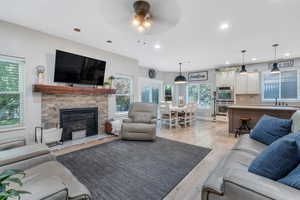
left=132, top=0, right=152, bottom=32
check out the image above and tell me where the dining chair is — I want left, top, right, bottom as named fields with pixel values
left=160, top=104, right=177, bottom=129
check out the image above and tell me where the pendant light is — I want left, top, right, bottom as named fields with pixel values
left=240, top=50, right=247, bottom=75
left=174, top=62, right=187, bottom=84
left=271, top=44, right=280, bottom=73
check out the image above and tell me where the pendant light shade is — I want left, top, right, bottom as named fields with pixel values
left=271, top=44, right=280, bottom=73
left=174, top=62, right=187, bottom=84
left=240, top=50, right=247, bottom=74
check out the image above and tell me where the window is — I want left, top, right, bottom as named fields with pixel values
left=113, top=75, right=132, bottom=113
left=164, top=85, right=172, bottom=102
left=0, top=56, right=24, bottom=128
left=262, top=69, right=298, bottom=101
left=186, top=84, right=212, bottom=108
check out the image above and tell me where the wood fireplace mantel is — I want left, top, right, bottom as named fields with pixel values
left=33, top=84, right=116, bottom=95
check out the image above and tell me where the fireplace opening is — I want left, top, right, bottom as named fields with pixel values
left=59, top=107, right=98, bottom=142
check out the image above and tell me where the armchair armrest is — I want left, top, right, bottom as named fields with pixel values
left=150, top=119, right=157, bottom=124
left=0, top=137, right=26, bottom=151
left=123, top=118, right=133, bottom=123
left=223, top=169, right=300, bottom=200
left=18, top=176, right=68, bottom=200
left=0, top=144, right=50, bottom=167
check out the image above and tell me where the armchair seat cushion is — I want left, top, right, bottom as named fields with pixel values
left=24, top=161, right=91, bottom=199
left=17, top=176, right=68, bottom=200
left=0, top=144, right=50, bottom=167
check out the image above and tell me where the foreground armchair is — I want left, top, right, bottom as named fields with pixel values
left=0, top=137, right=91, bottom=200
left=121, top=102, right=158, bottom=141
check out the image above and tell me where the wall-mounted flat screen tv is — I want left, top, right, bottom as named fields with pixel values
left=54, top=50, right=106, bottom=85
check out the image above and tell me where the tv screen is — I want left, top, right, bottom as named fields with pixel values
left=54, top=50, right=106, bottom=85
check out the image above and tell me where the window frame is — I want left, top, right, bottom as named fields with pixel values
left=113, top=74, right=133, bottom=115
left=0, top=55, right=25, bottom=129
left=261, top=68, right=299, bottom=102
left=186, top=83, right=212, bottom=109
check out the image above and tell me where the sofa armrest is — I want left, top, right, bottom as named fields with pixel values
left=19, top=176, right=68, bottom=200
left=223, top=169, right=300, bottom=200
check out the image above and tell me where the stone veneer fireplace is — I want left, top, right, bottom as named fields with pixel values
left=41, top=94, right=108, bottom=136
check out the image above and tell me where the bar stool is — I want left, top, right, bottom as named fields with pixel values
left=235, top=117, right=251, bottom=137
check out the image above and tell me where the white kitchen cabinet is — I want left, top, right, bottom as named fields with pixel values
left=247, top=72, right=260, bottom=94
left=216, top=71, right=235, bottom=88
left=236, top=74, right=248, bottom=94
left=235, top=72, right=260, bottom=94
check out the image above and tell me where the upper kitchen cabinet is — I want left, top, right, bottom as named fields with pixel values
left=216, top=71, right=236, bottom=88
left=236, top=72, right=260, bottom=94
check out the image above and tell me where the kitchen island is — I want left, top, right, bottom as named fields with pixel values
left=228, top=105, right=298, bottom=133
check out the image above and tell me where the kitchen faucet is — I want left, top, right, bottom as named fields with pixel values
left=275, top=97, right=278, bottom=106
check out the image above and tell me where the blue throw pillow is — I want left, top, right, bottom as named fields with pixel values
left=250, top=115, right=292, bottom=145
left=248, top=133, right=300, bottom=180
left=278, top=163, right=300, bottom=190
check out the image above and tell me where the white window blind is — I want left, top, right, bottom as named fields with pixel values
left=186, top=84, right=212, bottom=108
left=113, top=75, right=132, bottom=113
left=0, top=55, right=25, bottom=128
left=263, top=69, right=298, bottom=101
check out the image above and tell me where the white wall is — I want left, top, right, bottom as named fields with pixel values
left=0, top=20, right=142, bottom=143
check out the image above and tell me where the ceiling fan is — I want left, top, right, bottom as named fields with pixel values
left=99, top=0, right=181, bottom=35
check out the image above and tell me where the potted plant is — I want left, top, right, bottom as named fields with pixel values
left=108, top=76, right=115, bottom=88
left=0, top=169, right=30, bottom=200
left=103, top=81, right=111, bottom=89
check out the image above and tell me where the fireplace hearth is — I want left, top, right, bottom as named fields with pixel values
left=59, top=108, right=98, bottom=142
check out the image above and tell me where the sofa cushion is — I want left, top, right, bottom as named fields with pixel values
left=291, top=110, right=300, bottom=133
left=24, top=161, right=91, bottom=199
left=248, top=133, right=300, bottom=180
left=132, top=112, right=152, bottom=123
left=232, top=135, right=267, bottom=156
left=278, top=163, right=300, bottom=190
left=250, top=115, right=292, bottom=145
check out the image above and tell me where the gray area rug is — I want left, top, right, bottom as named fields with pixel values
left=57, top=137, right=211, bottom=200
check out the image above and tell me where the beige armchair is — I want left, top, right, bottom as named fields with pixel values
left=0, top=136, right=91, bottom=200
left=121, top=102, right=158, bottom=141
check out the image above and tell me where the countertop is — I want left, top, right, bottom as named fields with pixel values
left=228, top=105, right=299, bottom=111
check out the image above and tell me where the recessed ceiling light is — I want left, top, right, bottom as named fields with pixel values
left=73, top=28, right=81, bottom=32
left=220, top=23, right=230, bottom=30
left=225, top=61, right=230, bottom=65
left=251, top=58, right=257, bottom=61
left=106, top=40, right=112, bottom=43
left=284, top=52, right=291, bottom=57
left=154, top=44, right=161, bottom=49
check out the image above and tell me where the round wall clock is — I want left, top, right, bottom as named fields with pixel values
left=148, top=69, right=156, bottom=79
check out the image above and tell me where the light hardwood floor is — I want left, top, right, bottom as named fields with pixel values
left=54, top=120, right=237, bottom=200
left=160, top=120, right=237, bottom=200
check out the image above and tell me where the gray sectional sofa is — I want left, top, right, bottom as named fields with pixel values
left=202, top=111, right=300, bottom=200
left=0, top=136, right=91, bottom=200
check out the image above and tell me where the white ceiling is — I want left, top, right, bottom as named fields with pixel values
left=1, top=0, right=300, bottom=72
